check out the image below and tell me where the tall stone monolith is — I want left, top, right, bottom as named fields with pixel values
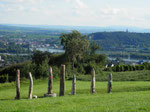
left=71, top=74, right=76, bottom=95
left=48, top=67, right=53, bottom=94
left=59, top=65, right=65, bottom=96
left=108, top=73, right=112, bottom=93
left=28, top=72, right=33, bottom=99
left=15, top=69, right=20, bottom=100
left=91, top=68, right=96, bottom=93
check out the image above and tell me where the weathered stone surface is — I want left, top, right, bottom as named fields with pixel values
left=71, top=74, right=76, bottom=95
left=15, top=69, right=20, bottom=100
left=28, top=72, right=33, bottom=99
left=44, top=93, right=57, bottom=97
left=91, top=68, right=96, bottom=94
left=59, top=64, right=65, bottom=96
left=48, top=67, right=53, bottom=94
left=108, top=73, right=112, bottom=93
left=33, top=95, right=37, bottom=99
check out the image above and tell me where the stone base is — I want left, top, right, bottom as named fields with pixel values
left=14, top=97, right=20, bottom=100
left=44, top=93, right=57, bottom=97
left=33, top=95, right=38, bottom=99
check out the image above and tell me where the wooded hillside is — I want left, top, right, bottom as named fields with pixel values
left=88, top=32, right=150, bottom=51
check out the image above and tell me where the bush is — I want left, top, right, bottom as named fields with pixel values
left=105, top=62, right=150, bottom=72
left=0, top=74, right=8, bottom=83
left=33, top=58, right=49, bottom=79
left=0, top=61, right=33, bottom=83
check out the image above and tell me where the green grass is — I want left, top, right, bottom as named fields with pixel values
left=77, top=70, right=150, bottom=81
left=0, top=80, right=150, bottom=112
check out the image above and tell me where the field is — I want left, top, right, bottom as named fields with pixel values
left=0, top=79, right=150, bottom=112
left=78, top=70, right=150, bottom=81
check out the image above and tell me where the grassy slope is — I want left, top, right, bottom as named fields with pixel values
left=0, top=80, right=150, bottom=112
left=78, top=70, right=150, bottom=81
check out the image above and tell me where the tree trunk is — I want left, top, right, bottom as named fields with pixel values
left=28, top=72, right=33, bottom=99
left=91, top=68, right=96, bottom=93
left=59, top=64, right=65, bottom=96
left=15, top=69, right=20, bottom=100
left=48, top=67, right=53, bottom=94
left=108, top=73, right=112, bottom=93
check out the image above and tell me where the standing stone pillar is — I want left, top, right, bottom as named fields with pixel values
left=108, top=73, right=112, bottom=93
left=15, top=69, right=20, bottom=100
left=91, top=68, right=96, bottom=93
left=48, top=67, right=53, bottom=94
left=59, top=65, right=65, bottom=96
left=71, top=74, right=76, bottom=95
left=28, top=72, right=33, bottom=99
left=44, top=67, right=56, bottom=97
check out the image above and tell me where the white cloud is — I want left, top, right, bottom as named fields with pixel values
left=31, top=7, right=39, bottom=12
left=64, top=0, right=88, bottom=9
left=0, top=0, right=150, bottom=28
left=100, top=6, right=127, bottom=16
left=16, top=0, right=24, bottom=2
left=75, top=0, right=88, bottom=9
left=67, top=0, right=92, bottom=17
left=18, top=6, right=25, bottom=11
left=64, top=0, right=72, bottom=2
left=0, top=0, right=48, bottom=5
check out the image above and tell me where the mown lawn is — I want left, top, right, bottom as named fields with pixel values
left=0, top=80, right=150, bottom=112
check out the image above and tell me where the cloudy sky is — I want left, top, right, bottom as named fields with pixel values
left=0, top=0, right=150, bottom=28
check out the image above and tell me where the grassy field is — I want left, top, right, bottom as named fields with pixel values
left=0, top=79, right=150, bottom=112
left=77, top=70, right=150, bottom=81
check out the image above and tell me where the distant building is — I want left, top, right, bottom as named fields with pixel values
left=138, top=60, right=144, bottom=64
left=131, top=62, right=138, bottom=66
left=54, top=44, right=58, bottom=48
left=105, top=63, right=115, bottom=68
left=46, top=44, right=50, bottom=47
left=0, top=35, right=3, bottom=37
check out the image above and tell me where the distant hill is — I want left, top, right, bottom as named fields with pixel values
left=1, top=24, right=150, bottom=34
left=88, top=32, right=150, bottom=51
left=0, top=24, right=150, bottom=52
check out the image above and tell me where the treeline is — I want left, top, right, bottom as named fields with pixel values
left=0, top=25, right=67, bottom=39
left=0, top=54, right=31, bottom=64
left=0, top=41, right=30, bottom=53
left=89, top=32, right=150, bottom=50
left=0, top=51, right=106, bottom=83
left=0, top=31, right=106, bottom=83
left=104, top=63, right=150, bottom=72
left=109, top=53, right=150, bottom=60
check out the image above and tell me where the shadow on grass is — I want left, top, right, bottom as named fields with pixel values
left=0, top=95, right=46, bottom=101
left=0, top=86, right=150, bottom=101
left=0, top=99, right=15, bottom=101
left=113, top=86, right=150, bottom=93
left=76, top=86, right=150, bottom=95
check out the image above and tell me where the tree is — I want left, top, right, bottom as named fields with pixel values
left=31, top=51, right=51, bottom=78
left=90, top=41, right=101, bottom=55
left=32, top=50, right=51, bottom=66
left=60, top=30, right=90, bottom=95
left=33, top=57, right=49, bottom=79
left=60, top=30, right=90, bottom=68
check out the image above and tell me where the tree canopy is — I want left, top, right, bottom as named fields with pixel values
left=90, top=41, right=102, bottom=55
left=60, top=30, right=90, bottom=63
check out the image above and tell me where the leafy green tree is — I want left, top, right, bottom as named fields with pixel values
left=33, top=57, right=49, bottom=79
left=32, top=50, right=51, bottom=66
left=60, top=30, right=90, bottom=69
left=90, top=41, right=101, bottom=55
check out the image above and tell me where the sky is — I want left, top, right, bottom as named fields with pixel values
left=0, top=0, right=150, bottom=28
